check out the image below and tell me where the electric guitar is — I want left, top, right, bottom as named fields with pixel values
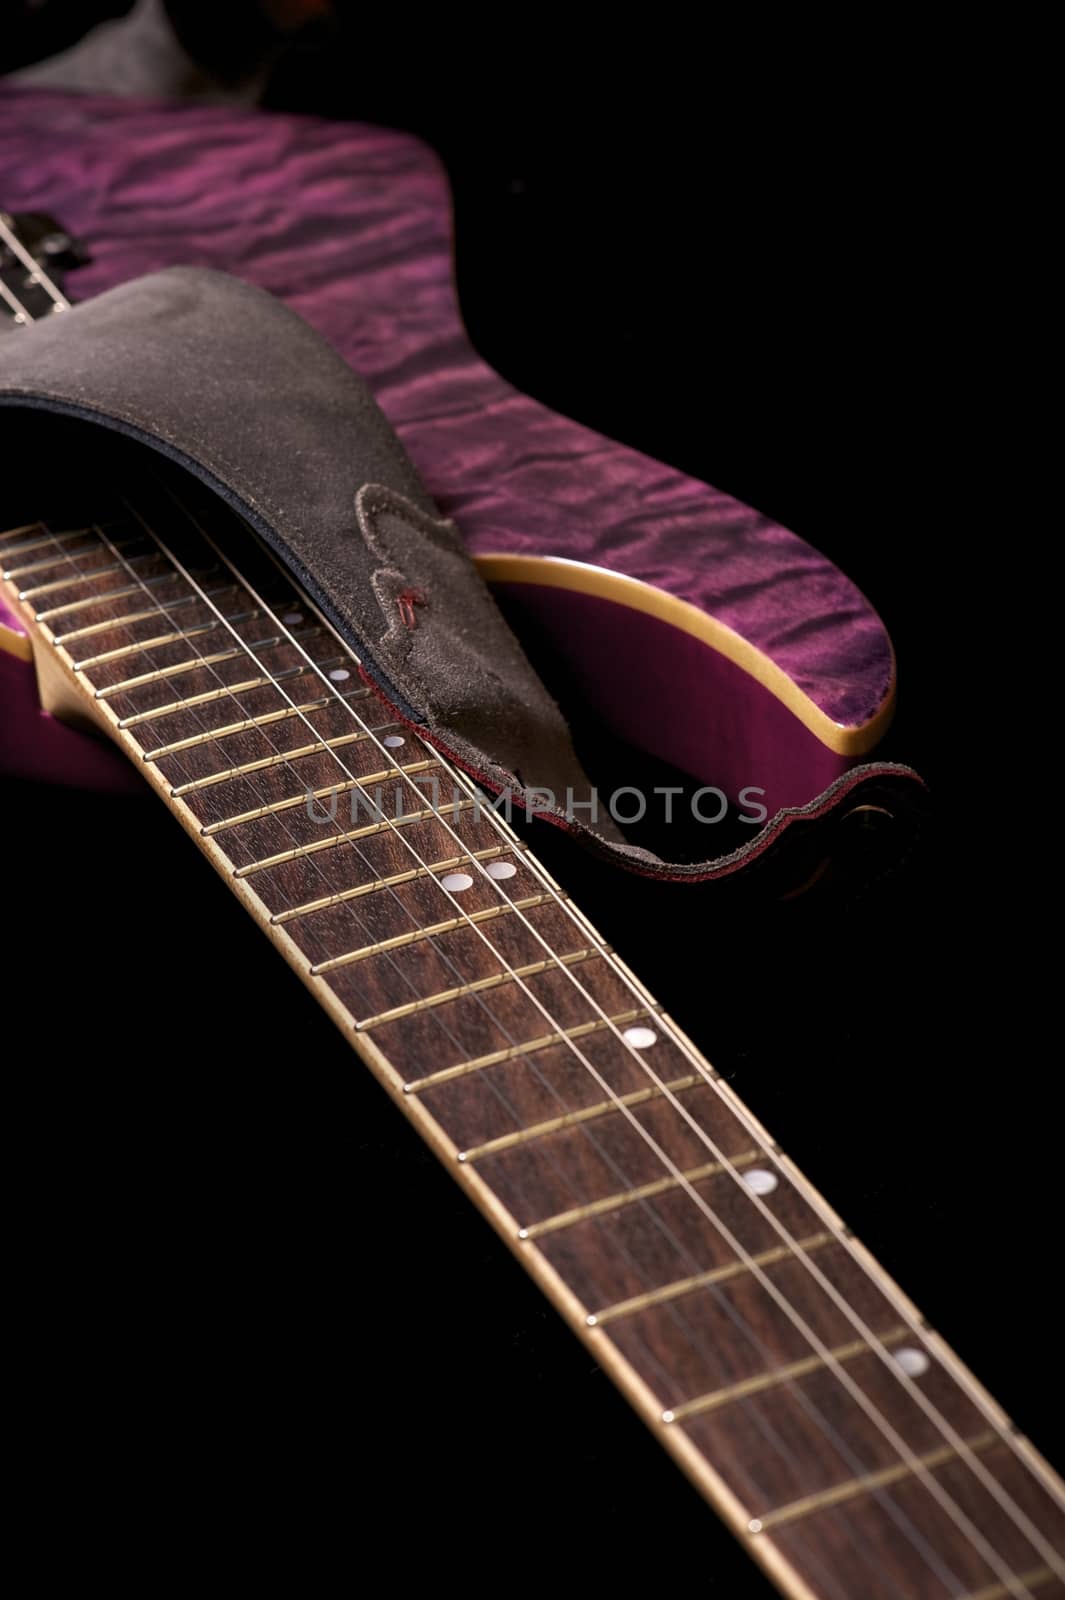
left=2, top=85, right=1060, bottom=1600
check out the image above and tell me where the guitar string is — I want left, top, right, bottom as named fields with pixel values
left=13, top=507, right=971, bottom=1597
left=1, top=279, right=1047, bottom=1593
left=112, top=482, right=1004, bottom=1596
left=86, top=509, right=551, bottom=1071
left=4, top=480, right=825, bottom=1376
left=0, top=213, right=69, bottom=312
left=3, top=263, right=1055, bottom=1589
left=0, top=479, right=557, bottom=1090
left=73, top=497, right=840, bottom=1428
left=55, top=482, right=777, bottom=1321
left=0, top=272, right=33, bottom=322
left=102, top=499, right=992, bottom=1591
left=127, top=384, right=1057, bottom=1530
left=83, top=492, right=894, bottom=1424
left=150, top=482, right=1056, bottom=1596
left=0, top=420, right=995, bottom=1595
left=0, top=249, right=1049, bottom=1587
left=0, top=200, right=937, bottom=1600
left=2, top=502, right=959, bottom=1600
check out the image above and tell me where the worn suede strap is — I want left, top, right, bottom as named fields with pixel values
left=0, top=266, right=923, bottom=882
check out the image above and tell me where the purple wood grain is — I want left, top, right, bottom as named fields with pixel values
left=0, top=85, right=892, bottom=736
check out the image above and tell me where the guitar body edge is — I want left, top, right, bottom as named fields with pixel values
left=0, top=555, right=892, bottom=809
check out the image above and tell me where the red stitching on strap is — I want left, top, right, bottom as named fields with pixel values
left=397, top=587, right=426, bottom=629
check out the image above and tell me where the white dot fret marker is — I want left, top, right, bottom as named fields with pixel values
left=743, top=1169, right=779, bottom=1196
left=282, top=611, right=303, bottom=624
left=440, top=872, right=474, bottom=892
left=329, top=668, right=350, bottom=682
left=383, top=734, right=405, bottom=748
left=894, top=1347, right=930, bottom=1377
left=623, top=1026, right=658, bottom=1049
left=486, top=860, right=517, bottom=880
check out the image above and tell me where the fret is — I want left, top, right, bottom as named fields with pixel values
left=18, top=547, right=157, bottom=601
left=81, top=617, right=333, bottom=696
left=6, top=476, right=1065, bottom=1600
left=152, top=649, right=674, bottom=1164
left=337, top=923, right=647, bottom=1106
left=752, top=1431, right=999, bottom=1532
left=309, top=892, right=558, bottom=975
left=201, top=760, right=436, bottom=836
left=0, top=524, right=97, bottom=569
left=71, top=604, right=326, bottom=688
left=118, top=664, right=368, bottom=727
left=450, top=1055, right=752, bottom=1219
left=143, top=696, right=335, bottom=756
left=4, top=550, right=68, bottom=583
left=72, top=615, right=261, bottom=672
left=588, top=1232, right=835, bottom=1325
left=410, top=1006, right=656, bottom=1094
left=93, top=646, right=253, bottom=698
left=145, top=689, right=389, bottom=770
left=17, top=557, right=122, bottom=594
left=231, top=800, right=476, bottom=877
left=289, top=846, right=552, bottom=979
left=271, top=846, right=508, bottom=924
left=964, top=1569, right=1059, bottom=1600
left=260, top=828, right=576, bottom=1045
left=519, top=1150, right=762, bottom=1238
left=2, top=526, right=94, bottom=563
left=29, top=567, right=148, bottom=619
left=769, top=1442, right=1065, bottom=1599
left=171, top=720, right=430, bottom=831
left=409, top=940, right=715, bottom=1152
left=0, top=520, right=46, bottom=550
left=459, top=1069, right=704, bottom=1158
left=58, top=596, right=262, bottom=662
left=3, top=531, right=139, bottom=581
left=98, top=646, right=317, bottom=713
left=656, top=1240, right=912, bottom=1415
left=355, top=946, right=600, bottom=1031
left=535, top=1158, right=835, bottom=1314
left=37, top=577, right=200, bottom=623
left=142, top=697, right=380, bottom=783
left=54, top=599, right=210, bottom=646
left=169, top=728, right=397, bottom=795
left=670, top=1267, right=998, bottom=1516
left=664, top=1325, right=910, bottom=1423
left=243, top=802, right=510, bottom=919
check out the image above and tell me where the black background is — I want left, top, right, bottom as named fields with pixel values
left=1, top=9, right=1039, bottom=1595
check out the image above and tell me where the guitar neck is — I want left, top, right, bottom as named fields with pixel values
left=2, top=453, right=1063, bottom=1600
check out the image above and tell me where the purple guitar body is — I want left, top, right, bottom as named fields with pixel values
left=0, top=86, right=895, bottom=818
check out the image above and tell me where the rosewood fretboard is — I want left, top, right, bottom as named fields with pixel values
left=1, top=465, right=1063, bottom=1600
